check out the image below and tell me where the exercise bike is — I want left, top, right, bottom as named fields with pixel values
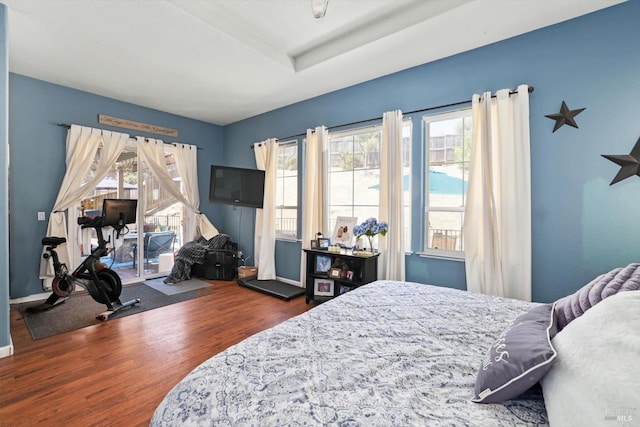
left=30, top=199, right=141, bottom=321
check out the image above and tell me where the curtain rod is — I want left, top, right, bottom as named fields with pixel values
left=56, top=123, right=202, bottom=149
left=250, top=85, right=534, bottom=148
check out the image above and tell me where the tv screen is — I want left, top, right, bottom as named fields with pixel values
left=209, top=165, right=265, bottom=209
left=102, top=199, right=138, bottom=227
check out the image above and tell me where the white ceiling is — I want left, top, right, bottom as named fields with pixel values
left=3, top=0, right=625, bottom=126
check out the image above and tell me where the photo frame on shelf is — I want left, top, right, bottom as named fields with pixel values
left=332, top=216, right=357, bottom=247
left=317, top=237, right=331, bottom=249
left=314, top=278, right=334, bottom=296
left=310, top=240, right=318, bottom=249
left=328, top=267, right=344, bottom=279
left=315, top=255, right=332, bottom=273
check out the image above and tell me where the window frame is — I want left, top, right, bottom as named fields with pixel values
left=421, top=108, right=472, bottom=259
left=325, top=121, right=412, bottom=251
left=325, top=124, right=382, bottom=238
left=275, top=139, right=298, bottom=241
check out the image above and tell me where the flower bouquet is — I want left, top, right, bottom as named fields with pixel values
left=353, top=217, right=388, bottom=254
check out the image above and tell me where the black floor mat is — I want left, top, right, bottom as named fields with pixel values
left=237, top=277, right=305, bottom=301
left=18, top=282, right=214, bottom=339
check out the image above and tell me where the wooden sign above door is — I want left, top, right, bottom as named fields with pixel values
left=98, top=114, right=179, bottom=138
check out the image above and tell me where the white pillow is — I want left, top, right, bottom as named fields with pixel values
left=541, top=291, right=640, bottom=426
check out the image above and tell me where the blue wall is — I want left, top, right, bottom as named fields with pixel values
left=3, top=0, right=638, bottom=314
left=1, top=4, right=10, bottom=351
left=8, top=74, right=224, bottom=298
left=222, top=0, right=640, bottom=302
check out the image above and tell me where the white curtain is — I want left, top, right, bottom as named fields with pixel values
left=379, top=110, right=406, bottom=281
left=299, top=126, right=327, bottom=285
left=253, top=139, right=278, bottom=280
left=40, top=125, right=128, bottom=279
left=463, top=84, right=531, bottom=301
left=137, top=137, right=218, bottom=242
left=170, top=143, right=218, bottom=240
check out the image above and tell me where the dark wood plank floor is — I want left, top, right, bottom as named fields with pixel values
left=0, top=279, right=312, bottom=426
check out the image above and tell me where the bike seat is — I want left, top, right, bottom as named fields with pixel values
left=42, top=237, right=67, bottom=247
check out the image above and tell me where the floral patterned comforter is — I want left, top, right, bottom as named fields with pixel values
left=151, top=280, right=549, bottom=426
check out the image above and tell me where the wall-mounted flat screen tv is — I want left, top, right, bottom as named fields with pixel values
left=209, top=165, right=265, bottom=209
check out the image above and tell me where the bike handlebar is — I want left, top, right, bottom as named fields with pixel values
left=78, top=215, right=104, bottom=229
left=77, top=215, right=127, bottom=240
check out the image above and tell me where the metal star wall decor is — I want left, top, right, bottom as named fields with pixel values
left=601, top=136, right=640, bottom=185
left=545, top=101, right=586, bottom=132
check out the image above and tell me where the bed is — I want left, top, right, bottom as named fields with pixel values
left=152, top=280, right=551, bottom=426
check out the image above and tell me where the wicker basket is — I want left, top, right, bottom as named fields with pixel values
left=238, top=266, right=258, bottom=279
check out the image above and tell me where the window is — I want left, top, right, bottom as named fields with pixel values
left=401, top=123, right=412, bottom=252
left=327, top=123, right=411, bottom=250
left=275, top=141, right=298, bottom=239
left=423, top=109, right=471, bottom=257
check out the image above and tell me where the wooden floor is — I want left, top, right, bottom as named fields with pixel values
left=0, top=279, right=313, bottom=426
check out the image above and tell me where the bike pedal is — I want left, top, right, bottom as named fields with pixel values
left=96, top=311, right=113, bottom=321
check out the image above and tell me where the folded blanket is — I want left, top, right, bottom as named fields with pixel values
left=164, top=234, right=231, bottom=284
left=554, top=263, right=640, bottom=331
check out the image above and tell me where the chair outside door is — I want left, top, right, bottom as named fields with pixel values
left=431, top=231, right=457, bottom=251
left=132, top=231, right=176, bottom=267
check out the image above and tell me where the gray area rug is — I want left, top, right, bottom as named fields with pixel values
left=18, top=281, right=214, bottom=340
left=144, top=277, right=211, bottom=295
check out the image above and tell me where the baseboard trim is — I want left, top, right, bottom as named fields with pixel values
left=10, top=292, right=50, bottom=304
left=0, top=337, right=14, bottom=358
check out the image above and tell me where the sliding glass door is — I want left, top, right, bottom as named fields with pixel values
left=137, top=146, right=183, bottom=279
left=77, top=140, right=183, bottom=284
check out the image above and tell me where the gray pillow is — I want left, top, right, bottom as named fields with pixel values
left=554, top=263, right=640, bottom=332
left=472, top=303, right=557, bottom=404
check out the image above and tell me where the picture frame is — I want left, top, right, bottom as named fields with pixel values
left=317, top=237, right=331, bottom=249
left=314, top=278, right=334, bottom=297
left=310, top=239, right=318, bottom=249
left=332, top=216, right=357, bottom=246
left=315, top=255, right=332, bottom=273
left=328, top=267, right=344, bottom=279
left=339, top=285, right=351, bottom=295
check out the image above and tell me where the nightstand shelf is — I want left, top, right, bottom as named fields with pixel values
left=303, top=248, right=379, bottom=304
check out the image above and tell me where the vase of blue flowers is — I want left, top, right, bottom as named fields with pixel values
left=353, top=218, right=388, bottom=253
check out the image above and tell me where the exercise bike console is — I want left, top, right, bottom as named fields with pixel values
left=30, top=199, right=142, bottom=321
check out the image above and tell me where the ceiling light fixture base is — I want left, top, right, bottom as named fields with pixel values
left=311, top=0, right=329, bottom=18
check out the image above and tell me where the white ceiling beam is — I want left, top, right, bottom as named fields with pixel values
left=168, top=0, right=295, bottom=71
left=291, top=0, right=472, bottom=72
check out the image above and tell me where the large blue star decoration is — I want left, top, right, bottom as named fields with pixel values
left=545, top=101, right=586, bottom=132
left=601, top=136, right=640, bottom=185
